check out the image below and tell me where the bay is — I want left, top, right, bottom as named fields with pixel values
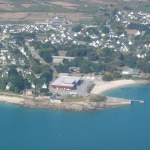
left=0, top=84, right=150, bottom=150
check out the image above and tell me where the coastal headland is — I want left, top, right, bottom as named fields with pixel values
left=0, top=79, right=146, bottom=111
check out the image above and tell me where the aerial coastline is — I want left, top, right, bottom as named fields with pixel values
left=0, top=0, right=149, bottom=112
left=0, top=79, right=146, bottom=111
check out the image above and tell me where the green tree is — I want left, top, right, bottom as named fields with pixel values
left=113, top=71, right=121, bottom=79
left=112, top=8, right=118, bottom=16
left=72, top=25, right=82, bottom=32
left=56, top=64, right=69, bottom=73
left=102, top=26, right=109, bottom=34
left=86, top=27, right=99, bottom=35
left=39, top=50, right=53, bottom=63
left=102, top=74, right=113, bottom=81
left=80, top=63, right=91, bottom=73
left=40, top=65, right=50, bottom=73
left=40, top=72, right=52, bottom=83
left=87, top=52, right=99, bottom=61
left=113, top=24, right=126, bottom=35
left=8, top=68, right=19, bottom=76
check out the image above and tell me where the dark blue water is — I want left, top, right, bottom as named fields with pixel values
left=0, top=84, right=150, bottom=150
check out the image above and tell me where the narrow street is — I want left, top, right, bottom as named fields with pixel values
left=26, top=42, right=48, bottom=65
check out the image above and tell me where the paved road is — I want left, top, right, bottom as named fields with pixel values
left=26, top=42, right=47, bottom=65
left=50, top=78, right=93, bottom=96
left=106, top=96, right=131, bottom=105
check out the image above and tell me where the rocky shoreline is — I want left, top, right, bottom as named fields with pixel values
left=15, top=96, right=131, bottom=111
left=0, top=94, right=133, bottom=111
left=0, top=78, right=145, bottom=111
left=20, top=100, right=106, bottom=111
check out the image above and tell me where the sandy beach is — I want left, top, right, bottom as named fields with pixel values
left=0, top=95, right=24, bottom=104
left=91, top=79, right=137, bottom=95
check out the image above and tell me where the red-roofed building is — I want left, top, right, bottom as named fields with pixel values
left=51, top=76, right=81, bottom=90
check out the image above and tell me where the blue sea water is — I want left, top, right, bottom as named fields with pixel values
left=0, top=84, right=150, bottom=150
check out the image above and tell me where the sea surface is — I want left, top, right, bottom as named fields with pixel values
left=0, top=84, right=150, bottom=150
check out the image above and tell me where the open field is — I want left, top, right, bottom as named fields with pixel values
left=22, top=12, right=49, bottom=21
left=118, top=0, right=147, bottom=1
left=20, top=4, right=37, bottom=8
left=0, top=12, right=29, bottom=20
left=64, top=6, right=77, bottom=10
left=126, top=29, right=138, bottom=35
left=48, top=12, right=92, bottom=21
left=88, top=0, right=118, bottom=4
left=0, top=0, right=10, bottom=2
left=0, top=4, right=13, bottom=10
left=81, top=0, right=118, bottom=4
left=50, top=1, right=79, bottom=7
left=49, top=1, right=79, bottom=10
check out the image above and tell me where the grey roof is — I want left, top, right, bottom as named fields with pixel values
left=122, top=68, right=140, bottom=75
left=50, top=95, right=63, bottom=101
left=69, top=67, right=80, bottom=72
left=51, top=76, right=81, bottom=87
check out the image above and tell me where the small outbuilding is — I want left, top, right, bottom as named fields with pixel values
left=26, top=89, right=33, bottom=95
left=50, top=95, right=63, bottom=103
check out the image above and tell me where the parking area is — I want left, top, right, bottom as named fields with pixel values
left=50, top=78, right=94, bottom=96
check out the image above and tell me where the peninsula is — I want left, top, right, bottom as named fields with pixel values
left=0, top=0, right=149, bottom=111
left=0, top=79, right=144, bottom=111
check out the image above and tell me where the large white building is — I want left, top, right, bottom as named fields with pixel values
left=52, top=56, right=75, bottom=63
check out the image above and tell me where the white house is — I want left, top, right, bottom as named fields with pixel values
left=31, top=83, right=35, bottom=89
left=122, top=68, right=140, bottom=76
left=42, top=83, right=47, bottom=89
left=117, top=40, right=120, bottom=44
left=135, top=31, right=140, bottom=36
left=6, top=83, right=11, bottom=90
left=128, top=41, right=132, bottom=45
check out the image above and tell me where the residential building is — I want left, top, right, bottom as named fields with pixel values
left=50, top=95, right=63, bottom=103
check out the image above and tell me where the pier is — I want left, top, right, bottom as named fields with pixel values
left=131, top=100, right=144, bottom=104
left=106, top=97, right=144, bottom=106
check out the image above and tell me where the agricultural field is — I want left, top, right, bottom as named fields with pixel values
left=22, top=12, right=49, bottom=21
left=85, top=0, right=118, bottom=4
left=20, top=4, right=37, bottom=8
left=0, top=0, right=149, bottom=23
left=50, top=1, right=79, bottom=7
left=126, top=29, right=138, bottom=35
left=0, top=12, right=29, bottom=22
left=0, top=4, right=14, bottom=10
